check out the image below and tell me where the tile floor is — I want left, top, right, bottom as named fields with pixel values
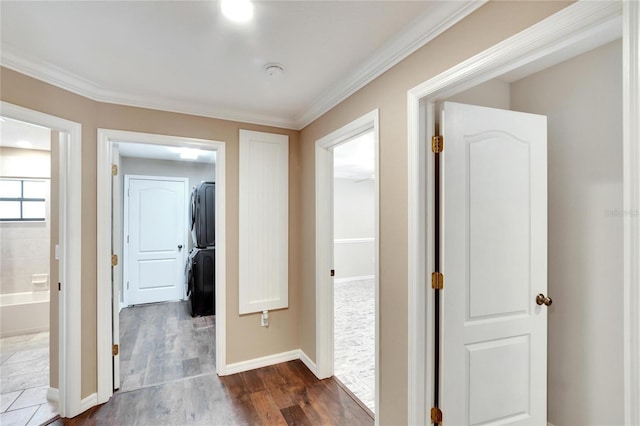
left=0, top=331, right=58, bottom=426
left=334, top=278, right=375, bottom=413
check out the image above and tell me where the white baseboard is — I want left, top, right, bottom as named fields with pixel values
left=224, top=350, right=300, bottom=375
left=298, top=349, right=319, bottom=377
left=46, top=387, right=59, bottom=404
left=222, top=349, right=319, bottom=377
left=80, top=393, right=98, bottom=413
left=334, top=275, right=375, bottom=284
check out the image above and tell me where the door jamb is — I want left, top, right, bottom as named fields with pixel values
left=97, top=129, right=227, bottom=403
left=0, top=101, right=83, bottom=418
left=406, top=1, right=639, bottom=424
left=315, top=109, right=379, bottom=420
left=122, top=174, right=189, bottom=307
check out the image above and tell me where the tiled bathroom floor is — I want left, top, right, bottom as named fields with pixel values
left=0, top=332, right=58, bottom=425
left=334, top=278, right=375, bottom=413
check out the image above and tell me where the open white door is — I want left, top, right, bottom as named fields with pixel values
left=440, top=102, right=548, bottom=425
left=111, top=144, right=121, bottom=390
left=124, top=176, right=188, bottom=306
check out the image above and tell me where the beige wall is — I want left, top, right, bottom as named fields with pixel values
left=0, top=67, right=301, bottom=399
left=511, top=39, right=623, bottom=425
left=0, top=0, right=575, bottom=420
left=447, top=78, right=511, bottom=110
left=299, top=2, right=571, bottom=423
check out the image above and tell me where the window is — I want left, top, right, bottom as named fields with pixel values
left=0, top=179, right=47, bottom=221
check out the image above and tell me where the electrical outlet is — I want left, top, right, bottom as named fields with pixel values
left=261, top=310, right=269, bottom=327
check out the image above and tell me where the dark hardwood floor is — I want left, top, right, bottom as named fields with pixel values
left=51, top=301, right=373, bottom=425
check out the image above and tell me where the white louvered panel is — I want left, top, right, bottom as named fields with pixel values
left=239, top=130, right=289, bottom=314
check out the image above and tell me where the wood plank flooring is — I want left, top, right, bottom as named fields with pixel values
left=52, top=301, right=372, bottom=425
left=119, top=301, right=215, bottom=392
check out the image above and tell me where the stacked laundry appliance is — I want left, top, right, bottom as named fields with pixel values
left=187, top=181, right=215, bottom=317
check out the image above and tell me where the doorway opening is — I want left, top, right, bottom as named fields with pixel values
left=96, top=130, right=227, bottom=404
left=407, top=2, right=638, bottom=424
left=315, top=109, right=379, bottom=421
left=116, top=143, right=215, bottom=393
left=332, top=130, right=376, bottom=414
left=0, top=102, right=82, bottom=419
left=0, top=117, right=58, bottom=424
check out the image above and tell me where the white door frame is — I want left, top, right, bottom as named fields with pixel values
left=406, top=1, right=639, bottom=424
left=315, top=109, right=379, bottom=419
left=0, top=101, right=83, bottom=418
left=96, top=129, right=227, bottom=404
left=122, top=174, right=189, bottom=307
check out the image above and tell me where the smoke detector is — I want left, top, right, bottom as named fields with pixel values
left=264, top=63, right=285, bottom=77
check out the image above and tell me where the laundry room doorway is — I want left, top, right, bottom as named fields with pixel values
left=96, top=130, right=227, bottom=404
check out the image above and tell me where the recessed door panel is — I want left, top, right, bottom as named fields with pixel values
left=467, top=335, right=530, bottom=425
left=468, top=132, right=531, bottom=320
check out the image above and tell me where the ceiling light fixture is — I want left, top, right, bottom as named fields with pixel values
left=180, top=148, right=201, bottom=160
left=221, top=0, right=254, bottom=23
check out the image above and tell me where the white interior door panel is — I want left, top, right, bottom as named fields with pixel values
left=440, top=102, right=547, bottom=425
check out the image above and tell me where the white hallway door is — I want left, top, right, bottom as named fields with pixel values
left=440, top=102, right=548, bottom=424
left=124, top=176, right=188, bottom=306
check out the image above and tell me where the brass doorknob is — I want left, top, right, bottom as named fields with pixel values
left=536, top=293, right=552, bottom=306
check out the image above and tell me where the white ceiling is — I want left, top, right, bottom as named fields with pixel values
left=0, top=0, right=483, bottom=130
left=0, top=118, right=51, bottom=151
left=334, top=131, right=374, bottom=180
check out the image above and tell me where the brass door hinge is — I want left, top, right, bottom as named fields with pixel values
left=111, top=254, right=118, bottom=266
left=431, top=407, right=442, bottom=424
left=432, top=272, right=444, bottom=290
left=112, top=164, right=118, bottom=176
left=432, top=135, right=444, bottom=153
left=112, top=344, right=119, bottom=356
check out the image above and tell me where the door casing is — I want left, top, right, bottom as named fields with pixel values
left=96, top=129, right=227, bottom=403
left=0, top=101, right=83, bottom=418
left=406, top=1, right=639, bottom=424
left=315, top=109, right=380, bottom=422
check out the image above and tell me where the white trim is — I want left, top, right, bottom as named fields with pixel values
left=0, top=45, right=296, bottom=130
left=238, top=130, right=289, bottom=315
left=0, top=101, right=82, bottom=419
left=224, top=350, right=300, bottom=376
left=0, top=3, right=483, bottom=131
left=46, top=387, right=59, bottom=404
left=121, top=174, right=189, bottom=307
left=623, top=1, right=640, bottom=424
left=79, top=393, right=97, bottom=414
left=97, top=129, right=227, bottom=402
left=406, top=2, right=634, bottom=424
left=299, top=349, right=319, bottom=377
left=334, top=238, right=375, bottom=245
left=333, top=275, right=375, bottom=285
left=315, top=109, right=379, bottom=422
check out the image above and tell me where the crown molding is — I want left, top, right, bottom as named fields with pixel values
left=294, top=0, right=487, bottom=129
left=0, top=45, right=299, bottom=130
left=1, top=1, right=485, bottom=131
